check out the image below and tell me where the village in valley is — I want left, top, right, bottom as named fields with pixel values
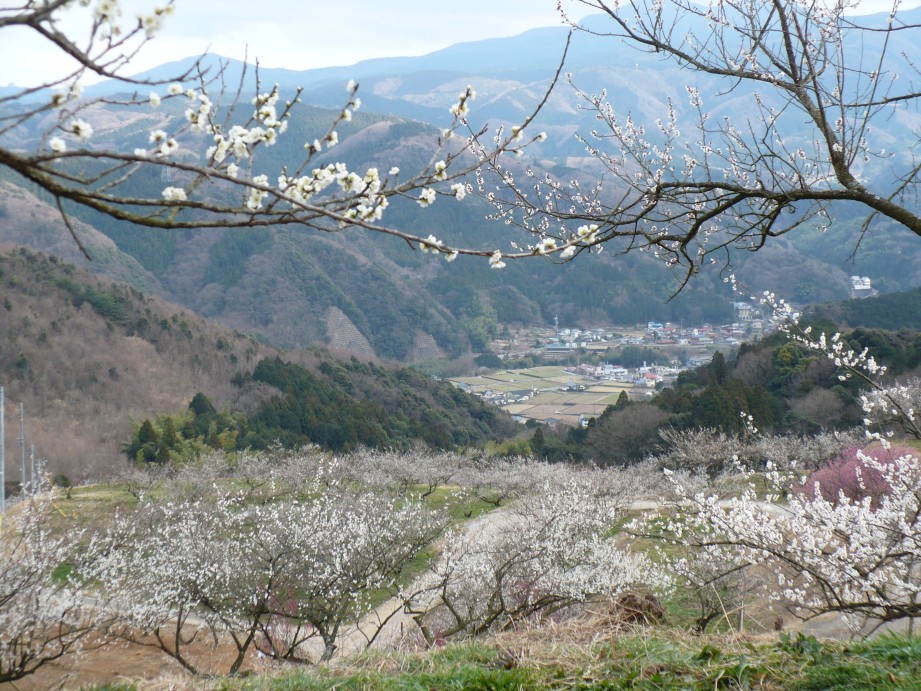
left=449, top=301, right=778, bottom=427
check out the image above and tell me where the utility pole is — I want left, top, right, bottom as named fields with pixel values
left=19, top=402, right=25, bottom=494
left=29, top=445, right=35, bottom=495
left=1, top=386, right=5, bottom=514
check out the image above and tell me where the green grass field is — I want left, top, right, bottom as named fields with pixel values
left=221, top=630, right=921, bottom=690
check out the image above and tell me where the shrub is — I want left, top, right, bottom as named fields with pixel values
left=796, top=444, right=916, bottom=506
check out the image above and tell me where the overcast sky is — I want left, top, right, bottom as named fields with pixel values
left=2, top=0, right=918, bottom=86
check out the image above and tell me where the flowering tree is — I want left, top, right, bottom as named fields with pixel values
left=92, top=459, right=446, bottom=674
left=11, top=1, right=918, bottom=277
left=655, top=427, right=862, bottom=478
left=633, top=282, right=921, bottom=632
left=861, top=378, right=921, bottom=440
left=796, top=444, right=917, bottom=506
left=0, top=0, right=567, bottom=268
left=474, top=0, right=921, bottom=279
left=405, top=473, right=665, bottom=643
left=0, top=494, right=111, bottom=683
left=653, top=447, right=921, bottom=629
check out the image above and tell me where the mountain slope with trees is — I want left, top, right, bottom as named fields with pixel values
left=4, top=8, right=921, bottom=360
left=808, top=287, right=921, bottom=331
left=0, top=249, right=516, bottom=481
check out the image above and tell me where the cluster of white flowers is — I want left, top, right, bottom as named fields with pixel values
left=860, top=379, right=921, bottom=440
left=0, top=495, right=107, bottom=683
left=86, top=459, right=446, bottom=670
left=139, top=4, right=174, bottom=37
left=420, top=234, right=444, bottom=253
left=51, top=82, right=82, bottom=108
left=417, top=188, right=436, bottom=208
left=161, top=186, right=186, bottom=201
left=184, top=90, right=214, bottom=134
left=449, top=85, right=476, bottom=118
left=488, top=250, right=506, bottom=269
left=640, top=276, right=921, bottom=626
left=147, top=128, right=178, bottom=157
left=655, top=446, right=921, bottom=626
left=25, top=0, right=560, bottom=274
left=279, top=164, right=388, bottom=224
left=245, top=174, right=269, bottom=210
left=535, top=236, right=557, bottom=255
left=92, top=0, right=121, bottom=24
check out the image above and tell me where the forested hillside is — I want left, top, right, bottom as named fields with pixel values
left=0, top=248, right=272, bottom=479
left=531, top=324, right=921, bottom=465
left=809, top=287, right=921, bottom=331
left=0, top=249, right=515, bottom=480
left=6, top=17, right=921, bottom=361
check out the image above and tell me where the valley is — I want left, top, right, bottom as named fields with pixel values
left=3, top=2, right=921, bottom=689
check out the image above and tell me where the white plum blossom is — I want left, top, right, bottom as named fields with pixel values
left=90, top=451, right=446, bottom=670
left=420, top=234, right=444, bottom=253
left=93, top=0, right=121, bottom=23
left=449, top=85, right=476, bottom=118
left=576, top=223, right=600, bottom=244
left=158, top=138, right=179, bottom=156
left=161, top=186, right=186, bottom=201
left=535, top=236, right=557, bottom=255
left=489, top=250, right=506, bottom=269
left=137, top=3, right=173, bottom=36
left=246, top=174, right=269, bottom=210
left=69, top=119, right=93, bottom=140
left=407, top=474, right=665, bottom=641
left=0, top=493, right=110, bottom=683
left=417, top=188, right=436, bottom=208
left=653, top=449, right=921, bottom=626
left=1, top=0, right=564, bottom=281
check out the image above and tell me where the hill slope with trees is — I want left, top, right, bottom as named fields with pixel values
left=5, top=8, right=921, bottom=360
left=0, top=249, right=515, bottom=481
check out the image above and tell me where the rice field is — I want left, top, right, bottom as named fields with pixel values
left=450, top=367, right=640, bottom=425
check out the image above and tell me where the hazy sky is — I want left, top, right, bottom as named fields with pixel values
left=2, top=0, right=918, bottom=86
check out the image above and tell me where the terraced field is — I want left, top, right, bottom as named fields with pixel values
left=451, top=366, right=638, bottom=425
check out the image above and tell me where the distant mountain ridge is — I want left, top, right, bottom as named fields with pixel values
left=2, top=8, right=921, bottom=358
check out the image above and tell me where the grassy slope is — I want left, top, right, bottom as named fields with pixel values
left=231, top=632, right=921, bottom=690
